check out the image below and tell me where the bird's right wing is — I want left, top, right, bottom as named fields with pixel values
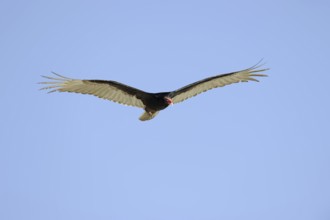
left=39, top=73, right=149, bottom=108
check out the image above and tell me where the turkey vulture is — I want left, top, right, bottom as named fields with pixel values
left=40, top=63, right=268, bottom=121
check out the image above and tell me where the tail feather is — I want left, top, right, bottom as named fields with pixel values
left=139, top=111, right=159, bottom=121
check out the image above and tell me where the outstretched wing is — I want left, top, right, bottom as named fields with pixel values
left=39, top=73, right=150, bottom=108
left=168, top=64, right=268, bottom=104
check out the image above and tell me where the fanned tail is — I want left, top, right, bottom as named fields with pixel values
left=139, top=111, right=159, bottom=121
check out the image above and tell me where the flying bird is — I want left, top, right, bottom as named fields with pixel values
left=40, top=63, right=268, bottom=121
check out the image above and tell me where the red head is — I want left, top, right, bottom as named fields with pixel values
left=164, top=96, right=173, bottom=105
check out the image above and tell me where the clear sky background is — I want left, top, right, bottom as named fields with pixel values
left=1, top=0, right=330, bottom=219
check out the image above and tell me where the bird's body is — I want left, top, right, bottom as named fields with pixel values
left=40, top=63, right=268, bottom=121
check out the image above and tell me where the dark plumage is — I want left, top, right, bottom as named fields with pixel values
left=40, top=63, right=268, bottom=121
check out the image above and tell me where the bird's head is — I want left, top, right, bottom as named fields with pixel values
left=164, top=96, right=173, bottom=105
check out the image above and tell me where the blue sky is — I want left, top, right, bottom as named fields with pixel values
left=1, top=0, right=330, bottom=219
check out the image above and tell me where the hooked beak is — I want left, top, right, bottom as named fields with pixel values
left=165, top=97, right=173, bottom=105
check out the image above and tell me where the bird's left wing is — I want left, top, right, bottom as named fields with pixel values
left=168, top=64, right=269, bottom=104
left=39, top=73, right=149, bottom=108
